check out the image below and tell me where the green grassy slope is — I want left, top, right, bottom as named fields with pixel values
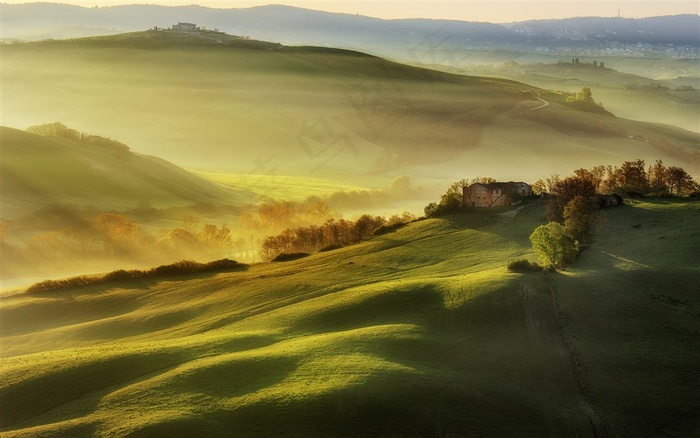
left=2, top=32, right=698, bottom=183
left=553, top=200, right=700, bottom=436
left=0, top=127, right=254, bottom=219
left=1, top=200, right=697, bottom=436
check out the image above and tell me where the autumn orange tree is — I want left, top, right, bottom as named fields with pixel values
left=260, top=213, right=413, bottom=260
left=93, top=212, right=141, bottom=255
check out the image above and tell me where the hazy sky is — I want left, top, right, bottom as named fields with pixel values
left=4, top=1, right=699, bottom=22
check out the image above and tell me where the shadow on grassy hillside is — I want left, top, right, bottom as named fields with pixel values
left=0, top=351, right=185, bottom=429
left=2, top=199, right=697, bottom=436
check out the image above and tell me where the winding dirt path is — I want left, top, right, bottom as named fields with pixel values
left=526, top=96, right=549, bottom=112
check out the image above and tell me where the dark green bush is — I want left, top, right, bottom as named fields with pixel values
left=318, top=244, right=344, bottom=252
left=272, top=253, right=310, bottom=262
left=372, top=222, right=407, bottom=236
left=102, top=269, right=148, bottom=282
left=151, top=260, right=203, bottom=276
left=203, top=259, right=243, bottom=270
left=507, top=259, right=544, bottom=273
left=26, top=276, right=94, bottom=293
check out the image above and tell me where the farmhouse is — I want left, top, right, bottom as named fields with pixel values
left=463, top=182, right=531, bottom=207
left=172, top=22, right=198, bottom=32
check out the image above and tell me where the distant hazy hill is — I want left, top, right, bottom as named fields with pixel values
left=0, top=127, right=253, bottom=219
left=1, top=3, right=697, bottom=50
left=508, top=15, right=700, bottom=45
left=2, top=31, right=698, bottom=182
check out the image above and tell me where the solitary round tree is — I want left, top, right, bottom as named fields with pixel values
left=529, top=222, right=578, bottom=269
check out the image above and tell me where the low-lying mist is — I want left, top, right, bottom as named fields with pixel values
left=0, top=174, right=440, bottom=286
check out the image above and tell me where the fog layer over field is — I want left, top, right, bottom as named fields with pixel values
left=2, top=32, right=699, bottom=283
left=3, top=33, right=697, bottom=182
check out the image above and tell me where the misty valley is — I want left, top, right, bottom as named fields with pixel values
left=1, top=5, right=699, bottom=438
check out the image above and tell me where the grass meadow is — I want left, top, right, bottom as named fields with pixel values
left=1, top=199, right=698, bottom=436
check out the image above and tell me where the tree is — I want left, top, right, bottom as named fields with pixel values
left=619, top=159, right=648, bottom=191
left=470, top=177, right=496, bottom=185
left=545, top=174, right=561, bottom=195
left=531, top=179, right=547, bottom=196
left=563, top=195, right=602, bottom=245
left=198, top=224, right=232, bottom=258
left=573, top=166, right=606, bottom=193
left=602, top=165, right=620, bottom=193
left=353, top=215, right=384, bottom=240
left=182, top=214, right=201, bottom=234
left=666, top=166, right=694, bottom=195
left=441, top=180, right=469, bottom=208
left=566, top=87, right=594, bottom=103
left=546, top=176, right=596, bottom=222
left=647, top=159, right=668, bottom=193
left=159, top=228, right=198, bottom=256
left=577, top=87, right=593, bottom=103
left=92, top=212, right=140, bottom=255
left=26, top=122, right=81, bottom=140
left=529, top=222, right=579, bottom=269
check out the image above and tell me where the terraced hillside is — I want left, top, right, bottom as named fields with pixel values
left=1, top=199, right=698, bottom=436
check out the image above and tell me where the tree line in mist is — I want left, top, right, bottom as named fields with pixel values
left=260, top=212, right=415, bottom=260
left=27, top=122, right=131, bottom=156
left=0, top=197, right=335, bottom=279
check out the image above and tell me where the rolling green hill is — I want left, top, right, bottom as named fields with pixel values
left=2, top=31, right=698, bottom=187
left=0, top=126, right=254, bottom=219
left=1, top=199, right=697, bottom=436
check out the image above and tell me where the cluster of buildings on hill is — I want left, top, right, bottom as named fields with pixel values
left=532, top=42, right=699, bottom=59
left=153, top=22, right=227, bottom=36
left=462, top=181, right=621, bottom=209
left=463, top=182, right=531, bottom=208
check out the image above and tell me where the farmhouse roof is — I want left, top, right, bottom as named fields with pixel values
left=470, top=181, right=529, bottom=190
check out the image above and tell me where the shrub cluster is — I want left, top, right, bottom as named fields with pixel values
left=507, top=259, right=546, bottom=273
left=26, top=259, right=245, bottom=293
left=318, top=244, right=344, bottom=253
left=271, top=253, right=310, bottom=262
left=26, top=122, right=130, bottom=155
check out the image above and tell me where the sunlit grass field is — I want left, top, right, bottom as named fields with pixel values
left=1, top=199, right=698, bottom=436
left=193, top=171, right=371, bottom=202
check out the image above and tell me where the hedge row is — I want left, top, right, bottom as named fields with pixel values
left=26, top=259, right=245, bottom=293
